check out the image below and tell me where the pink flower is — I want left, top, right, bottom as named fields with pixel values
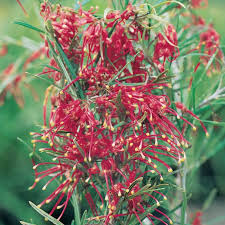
left=191, top=0, right=208, bottom=8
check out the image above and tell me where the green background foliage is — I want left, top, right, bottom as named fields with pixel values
left=0, top=0, right=224, bottom=224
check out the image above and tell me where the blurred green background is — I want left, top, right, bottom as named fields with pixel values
left=0, top=0, right=224, bottom=225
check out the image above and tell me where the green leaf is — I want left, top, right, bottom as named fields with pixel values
left=46, top=37, right=78, bottom=97
left=54, top=40, right=75, bottom=84
left=125, top=0, right=129, bottom=7
left=109, top=52, right=140, bottom=85
left=181, top=190, right=187, bottom=225
left=14, top=21, right=45, bottom=33
left=117, top=74, right=145, bottom=81
left=158, top=3, right=178, bottom=15
left=204, top=50, right=219, bottom=73
left=193, top=50, right=219, bottom=89
left=17, top=137, right=42, bottom=160
left=81, top=210, right=87, bottom=225
left=71, top=191, right=81, bottom=225
left=202, top=188, right=217, bottom=211
left=29, top=201, right=64, bottom=225
left=126, top=55, right=134, bottom=74
left=127, top=177, right=143, bottom=194
left=157, top=1, right=186, bottom=16
left=127, top=184, right=151, bottom=200
left=54, top=39, right=85, bottom=99
left=114, top=121, right=127, bottom=128
left=42, top=64, right=61, bottom=72
left=201, top=120, right=225, bottom=127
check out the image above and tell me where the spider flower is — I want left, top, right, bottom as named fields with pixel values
left=28, top=2, right=208, bottom=224
left=29, top=80, right=207, bottom=224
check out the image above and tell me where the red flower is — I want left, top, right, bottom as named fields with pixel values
left=0, top=63, right=38, bottom=107
left=29, top=80, right=207, bottom=223
left=191, top=0, right=208, bottom=8
left=27, top=3, right=208, bottom=224
left=40, top=2, right=96, bottom=82
left=154, top=24, right=179, bottom=72
left=0, top=44, right=8, bottom=57
left=197, top=25, right=223, bottom=74
left=0, top=45, right=41, bottom=107
left=191, top=211, right=203, bottom=225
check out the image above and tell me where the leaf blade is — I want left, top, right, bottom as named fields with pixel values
left=29, top=201, right=64, bottom=225
left=14, top=21, right=45, bottom=33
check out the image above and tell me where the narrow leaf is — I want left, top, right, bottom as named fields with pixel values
left=71, top=191, right=81, bottom=225
left=181, top=190, right=187, bottom=225
left=54, top=39, right=84, bottom=99
left=109, top=52, right=140, bottom=85
left=42, top=64, right=61, bottom=72
left=29, top=201, right=64, bottom=225
left=81, top=210, right=87, bottom=225
left=14, top=21, right=45, bottom=33
left=201, top=120, right=225, bottom=127
left=202, top=188, right=217, bottom=211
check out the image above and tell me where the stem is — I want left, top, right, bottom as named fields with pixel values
left=180, top=162, right=187, bottom=225
left=199, top=86, right=225, bottom=108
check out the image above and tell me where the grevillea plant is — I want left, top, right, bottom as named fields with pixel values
left=2, top=0, right=224, bottom=225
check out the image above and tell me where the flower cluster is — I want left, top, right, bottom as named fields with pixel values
left=181, top=11, right=223, bottom=74
left=27, top=1, right=211, bottom=224
left=198, top=24, right=223, bottom=73
left=153, top=24, right=179, bottom=72
left=0, top=47, right=41, bottom=107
